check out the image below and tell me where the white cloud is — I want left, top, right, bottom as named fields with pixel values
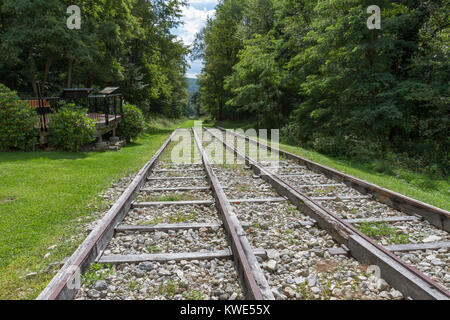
left=186, top=72, right=200, bottom=78
left=189, top=0, right=217, bottom=4
left=176, top=1, right=218, bottom=77
left=178, top=5, right=216, bottom=46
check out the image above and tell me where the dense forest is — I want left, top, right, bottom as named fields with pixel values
left=0, top=0, right=189, bottom=118
left=194, top=0, right=449, bottom=175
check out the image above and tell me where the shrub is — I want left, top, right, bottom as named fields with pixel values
left=117, top=103, right=145, bottom=142
left=48, top=104, right=96, bottom=151
left=0, top=84, right=37, bottom=151
left=280, top=124, right=301, bottom=145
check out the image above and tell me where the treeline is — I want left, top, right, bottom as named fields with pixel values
left=194, top=0, right=449, bottom=174
left=0, top=0, right=189, bottom=118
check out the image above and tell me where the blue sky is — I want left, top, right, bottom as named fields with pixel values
left=173, top=0, right=218, bottom=78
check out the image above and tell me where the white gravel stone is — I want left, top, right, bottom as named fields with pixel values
left=423, top=235, right=442, bottom=243
left=88, top=289, right=101, bottom=299
left=284, top=287, right=296, bottom=297
left=267, top=249, right=281, bottom=261
left=212, top=159, right=395, bottom=300
left=139, top=262, right=154, bottom=271
left=390, top=289, right=403, bottom=300
left=266, top=260, right=277, bottom=271
left=294, top=277, right=306, bottom=285
left=308, top=275, right=317, bottom=287
left=94, top=280, right=108, bottom=291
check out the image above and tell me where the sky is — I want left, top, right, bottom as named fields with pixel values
left=173, top=0, right=218, bottom=78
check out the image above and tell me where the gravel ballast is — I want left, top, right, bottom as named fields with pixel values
left=76, top=259, right=243, bottom=300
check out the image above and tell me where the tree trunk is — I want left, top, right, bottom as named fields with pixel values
left=218, top=96, right=223, bottom=121
left=0, top=12, right=6, bottom=33
left=43, top=53, right=54, bottom=91
left=28, top=48, right=38, bottom=95
left=67, top=57, right=74, bottom=88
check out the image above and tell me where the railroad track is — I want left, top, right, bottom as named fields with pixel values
left=203, top=127, right=450, bottom=300
left=37, top=127, right=449, bottom=300
left=38, top=128, right=273, bottom=300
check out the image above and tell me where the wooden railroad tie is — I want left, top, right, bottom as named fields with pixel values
left=344, top=216, right=422, bottom=224
left=294, top=183, right=344, bottom=188
left=133, top=200, right=215, bottom=207
left=132, top=197, right=288, bottom=207
left=141, top=186, right=211, bottom=192
left=152, top=169, right=204, bottom=173
left=147, top=176, right=206, bottom=181
left=329, top=241, right=450, bottom=255
left=279, top=174, right=323, bottom=178
left=98, top=248, right=267, bottom=264
left=311, top=195, right=372, bottom=201
left=115, top=222, right=252, bottom=233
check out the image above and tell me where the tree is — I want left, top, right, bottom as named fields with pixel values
left=196, top=0, right=450, bottom=174
left=225, top=34, right=284, bottom=128
left=0, top=0, right=189, bottom=117
left=193, top=0, right=246, bottom=120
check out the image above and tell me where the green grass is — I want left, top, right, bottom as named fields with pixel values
left=147, top=245, right=163, bottom=254
left=158, top=280, right=182, bottom=299
left=0, top=118, right=194, bottom=299
left=157, top=280, right=199, bottom=300
left=182, top=290, right=204, bottom=300
left=167, top=211, right=197, bottom=224
left=136, top=210, right=198, bottom=225
left=358, top=222, right=410, bottom=245
left=82, top=263, right=114, bottom=287
left=142, top=193, right=199, bottom=202
left=128, top=279, right=142, bottom=291
left=217, top=121, right=449, bottom=211
left=138, top=217, right=164, bottom=226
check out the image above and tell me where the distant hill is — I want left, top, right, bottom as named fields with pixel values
left=186, top=77, right=199, bottom=96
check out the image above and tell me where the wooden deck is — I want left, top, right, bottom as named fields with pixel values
left=35, top=113, right=122, bottom=130
left=36, top=113, right=122, bottom=144
left=24, top=96, right=124, bottom=144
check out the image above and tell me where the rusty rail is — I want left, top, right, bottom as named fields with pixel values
left=37, top=130, right=178, bottom=300
left=192, top=128, right=272, bottom=300
left=38, top=128, right=270, bottom=300
left=217, top=127, right=450, bottom=232
left=207, top=127, right=450, bottom=300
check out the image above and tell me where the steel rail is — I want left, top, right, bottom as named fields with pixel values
left=215, top=128, right=450, bottom=298
left=206, top=127, right=450, bottom=300
left=217, top=127, right=450, bottom=232
left=37, top=130, right=179, bottom=300
left=38, top=128, right=268, bottom=300
left=192, top=128, right=273, bottom=300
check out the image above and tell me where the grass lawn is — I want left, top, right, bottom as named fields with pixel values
left=0, top=118, right=194, bottom=300
left=217, top=121, right=449, bottom=211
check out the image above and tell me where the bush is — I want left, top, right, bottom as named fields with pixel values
left=48, top=104, right=96, bottom=151
left=117, top=104, right=145, bottom=142
left=0, top=84, right=37, bottom=151
left=280, top=124, right=301, bottom=145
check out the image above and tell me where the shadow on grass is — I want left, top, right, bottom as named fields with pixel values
left=145, top=128, right=175, bottom=135
left=0, top=132, right=169, bottom=164
left=0, top=151, right=90, bottom=163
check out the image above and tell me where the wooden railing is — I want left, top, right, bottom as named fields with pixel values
left=22, top=95, right=123, bottom=131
